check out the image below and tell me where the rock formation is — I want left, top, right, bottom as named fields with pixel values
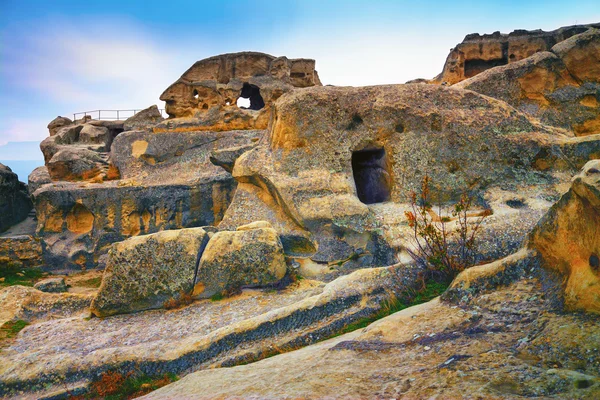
left=0, top=163, right=32, bottom=233
left=455, top=28, right=600, bottom=135
left=29, top=53, right=320, bottom=271
left=160, top=52, right=321, bottom=121
left=193, top=221, right=287, bottom=299
left=218, top=83, right=598, bottom=273
left=432, top=23, right=600, bottom=85
left=529, top=159, right=600, bottom=313
left=1, top=26, right=600, bottom=399
left=91, top=228, right=209, bottom=317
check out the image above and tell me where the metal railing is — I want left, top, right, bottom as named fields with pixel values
left=73, top=109, right=166, bottom=121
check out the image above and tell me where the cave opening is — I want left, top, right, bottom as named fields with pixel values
left=464, top=57, right=508, bottom=78
left=352, top=148, right=391, bottom=204
left=237, top=83, right=265, bottom=110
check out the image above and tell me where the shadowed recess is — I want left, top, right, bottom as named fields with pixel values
left=351, top=148, right=391, bottom=204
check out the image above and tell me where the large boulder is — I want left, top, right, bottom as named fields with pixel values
left=0, top=163, right=32, bottom=232
left=79, top=124, right=112, bottom=150
left=552, top=28, right=600, bottom=84
left=47, top=116, right=72, bottom=136
left=90, top=227, right=209, bottom=317
left=27, top=166, right=51, bottom=197
left=123, top=105, right=164, bottom=131
left=193, top=222, right=287, bottom=298
left=46, top=147, right=105, bottom=181
left=528, top=159, right=600, bottom=313
left=39, top=119, right=124, bottom=182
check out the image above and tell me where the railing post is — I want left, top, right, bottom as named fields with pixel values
left=117, top=110, right=119, bottom=120
left=98, top=110, right=101, bottom=120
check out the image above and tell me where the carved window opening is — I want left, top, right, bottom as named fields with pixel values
left=352, top=148, right=391, bottom=204
left=237, top=83, right=265, bottom=110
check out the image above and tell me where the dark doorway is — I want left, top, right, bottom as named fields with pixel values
left=238, top=83, right=265, bottom=110
left=352, top=148, right=391, bottom=204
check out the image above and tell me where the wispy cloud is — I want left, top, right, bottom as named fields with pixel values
left=1, top=117, right=51, bottom=146
left=0, top=17, right=200, bottom=144
left=2, top=18, right=192, bottom=109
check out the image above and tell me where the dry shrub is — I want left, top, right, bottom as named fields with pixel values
left=91, top=371, right=129, bottom=397
left=80, top=168, right=101, bottom=181
left=405, top=175, right=490, bottom=282
left=163, top=291, right=194, bottom=310
left=105, top=164, right=121, bottom=181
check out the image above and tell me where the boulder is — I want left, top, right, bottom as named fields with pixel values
left=0, top=163, right=32, bottom=232
left=47, top=116, right=72, bottom=136
left=79, top=124, right=111, bottom=149
left=123, top=105, right=164, bottom=132
left=90, top=227, right=209, bottom=317
left=40, top=119, right=124, bottom=182
left=27, top=166, right=51, bottom=196
left=528, top=159, right=600, bottom=313
left=0, top=285, right=91, bottom=326
left=34, top=277, right=68, bottom=293
left=552, top=28, right=600, bottom=84
left=46, top=147, right=105, bottom=181
left=193, top=224, right=287, bottom=298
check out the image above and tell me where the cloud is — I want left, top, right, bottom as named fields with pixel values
left=0, top=117, right=51, bottom=146
left=1, top=18, right=197, bottom=111
left=0, top=17, right=202, bottom=145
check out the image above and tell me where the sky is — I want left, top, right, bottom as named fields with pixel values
left=1, top=0, right=599, bottom=148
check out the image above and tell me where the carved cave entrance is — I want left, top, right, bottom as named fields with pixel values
left=237, top=83, right=265, bottom=110
left=352, top=148, right=391, bottom=204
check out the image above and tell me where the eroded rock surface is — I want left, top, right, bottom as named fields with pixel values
left=143, top=279, right=600, bottom=400
left=0, top=264, right=419, bottom=398
left=219, top=83, right=600, bottom=273
left=35, top=127, right=261, bottom=271
left=0, top=285, right=91, bottom=326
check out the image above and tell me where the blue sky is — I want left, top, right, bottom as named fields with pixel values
left=1, top=0, right=599, bottom=147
